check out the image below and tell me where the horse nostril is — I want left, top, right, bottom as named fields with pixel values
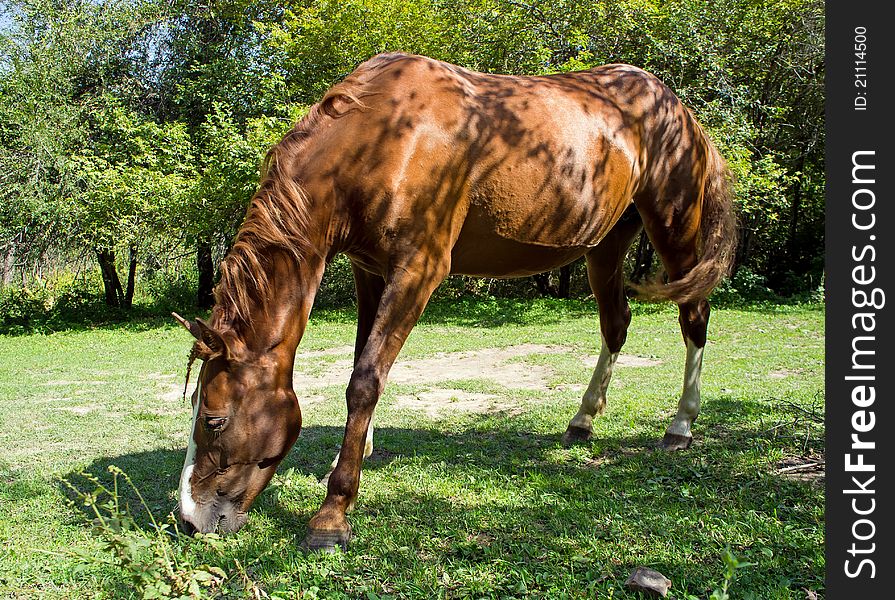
left=180, top=516, right=198, bottom=536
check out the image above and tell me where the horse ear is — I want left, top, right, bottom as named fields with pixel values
left=172, top=313, right=232, bottom=361
left=172, top=312, right=201, bottom=340
left=195, top=318, right=231, bottom=360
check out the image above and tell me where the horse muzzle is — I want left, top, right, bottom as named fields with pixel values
left=179, top=500, right=247, bottom=535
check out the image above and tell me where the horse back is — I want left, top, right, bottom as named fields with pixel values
left=313, top=54, right=692, bottom=267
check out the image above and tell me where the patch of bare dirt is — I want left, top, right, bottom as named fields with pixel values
left=291, top=359, right=354, bottom=389
left=618, top=355, right=663, bottom=367
left=389, top=344, right=562, bottom=390
left=159, top=344, right=664, bottom=416
left=144, top=373, right=177, bottom=381
left=581, top=354, right=663, bottom=368
left=292, top=344, right=566, bottom=391
left=33, top=396, right=72, bottom=404
left=394, top=389, right=514, bottom=418
left=54, top=404, right=99, bottom=415
left=768, top=368, right=803, bottom=379
left=161, top=381, right=197, bottom=403
left=554, top=383, right=585, bottom=393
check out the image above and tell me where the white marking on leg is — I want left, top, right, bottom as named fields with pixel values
left=178, top=382, right=201, bottom=521
left=666, top=339, right=704, bottom=438
left=568, top=336, right=619, bottom=432
left=363, top=417, right=374, bottom=459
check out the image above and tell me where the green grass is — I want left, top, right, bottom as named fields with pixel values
left=0, top=298, right=824, bottom=598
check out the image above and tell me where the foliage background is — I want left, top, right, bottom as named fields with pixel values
left=0, top=0, right=824, bottom=321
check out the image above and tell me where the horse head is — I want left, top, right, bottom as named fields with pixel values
left=172, top=312, right=302, bottom=534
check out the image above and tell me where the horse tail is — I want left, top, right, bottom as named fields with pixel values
left=634, top=126, right=737, bottom=304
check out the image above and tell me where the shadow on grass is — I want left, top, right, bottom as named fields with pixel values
left=61, top=395, right=824, bottom=597
left=1, top=303, right=213, bottom=336
left=5, top=287, right=823, bottom=337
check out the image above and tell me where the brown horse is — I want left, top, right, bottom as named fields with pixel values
left=172, top=53, right=735, bottom=551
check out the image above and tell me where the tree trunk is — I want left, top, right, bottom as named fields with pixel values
left=123, top=245, right=138, bottom=309
left=630, top=230, right=655, bottom=283
left=533, top=265, right=573, bottom=298
left=557, top=264, right=572, bottom=298
left=197, top=240, right=215, bottom=309
left=96, top=249, right=123, bottom=307
left=533, top=272, right=556, bottom=297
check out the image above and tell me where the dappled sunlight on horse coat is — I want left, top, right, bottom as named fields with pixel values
left=171, top=53, right=735, bottom=550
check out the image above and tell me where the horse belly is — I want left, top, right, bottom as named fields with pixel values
left=450, top=215, right=589, bottom=277
left=451, top=153, right=633, bottom=277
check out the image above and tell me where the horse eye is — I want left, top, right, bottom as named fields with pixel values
left=204, top=416, right=228, bottom=432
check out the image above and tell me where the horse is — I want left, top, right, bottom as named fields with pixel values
left=171, top=52, right=736, bottom=551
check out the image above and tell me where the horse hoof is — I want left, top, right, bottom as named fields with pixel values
left=300, top=527, right=351, bottom=553
left=562, top=425, right=593, bottom=446
left=301, top=527, right=351, bottom=553
left=660, top=432, right=693, bottom=451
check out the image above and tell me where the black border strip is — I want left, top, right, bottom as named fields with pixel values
left=826, top=1, right=894, bottom=595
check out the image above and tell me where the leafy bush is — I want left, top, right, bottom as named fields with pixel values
left=0, top=272, right=124, bottom=334
left=140, top=269, right=200, bottom=314
left=0, top=285, right=49, bottom=334
left=709, top=267, right=780, bottom=306
left=48, top=274, right=105, bottom=317
left=770, top=264, right=826, bottom=300
left=316, top=254, right=357, bottom=308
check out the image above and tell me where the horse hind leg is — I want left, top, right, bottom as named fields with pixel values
left=352, top=265, right=384, bottom=463
left=563, top=209, right=642, bottom=445
left=663, top=299, right=709, bottom=450
left=322, top=264, right=382, bottom=488
left=633, top=187, right=712, bottom=451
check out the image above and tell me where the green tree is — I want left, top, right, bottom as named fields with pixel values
left=186, top=102, right=305, bottom=265
left=156, top=0, right=290, bottom=306
left=1, top=0, right=156, bottom=282
left=0, top=0, right=826, bottom=307
left=69, top=94, right=194, bottom=307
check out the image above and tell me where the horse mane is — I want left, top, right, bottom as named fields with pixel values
left=210, top=75, right=381, bottom=331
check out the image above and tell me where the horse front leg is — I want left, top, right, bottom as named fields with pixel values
left=302, top=257, right=448, bottom=552
left=323, top=264, right=385, bottom=483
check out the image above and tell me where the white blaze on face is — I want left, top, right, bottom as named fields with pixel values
left=178, top=381, right=201, bottom=521
left=666, top=339, right=704, bottom=438
left=568, top=335, right=620, bottom=432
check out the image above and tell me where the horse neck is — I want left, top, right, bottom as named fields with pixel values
left=221, top=248, right=327, bottom=370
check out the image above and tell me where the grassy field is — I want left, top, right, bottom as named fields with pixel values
left=0, top=298, right=824, bottom=599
